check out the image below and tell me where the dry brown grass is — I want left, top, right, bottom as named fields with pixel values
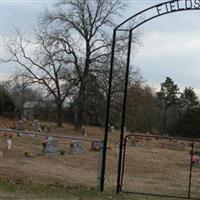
left=0, top=117, right=200, bottom=198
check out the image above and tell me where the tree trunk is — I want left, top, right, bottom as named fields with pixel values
left=74, top=81, right=85, bottom=130
left=74, top=108, right=83, bottom=130
left=163, top=106, right=168, bottom=135
left=74, top=41, right=90, bottom=130
left=57, top=103, right=63, bottom=127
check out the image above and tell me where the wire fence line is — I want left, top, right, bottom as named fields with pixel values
left=0, top=128, right=102, bottom=142
left=120, top=134, right=200, bottom=199
left=0, top=128, right=104, bottom=190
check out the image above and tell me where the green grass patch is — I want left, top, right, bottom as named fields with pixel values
left=0, top=178, right=183, bottom=200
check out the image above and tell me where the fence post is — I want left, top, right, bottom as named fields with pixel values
left=188, top=142, right=194, bottom=199
left=97, top=141, right=104, bottom=191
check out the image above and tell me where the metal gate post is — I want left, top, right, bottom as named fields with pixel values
left=120, top=136, right=128, bottom=191
left=117, top=30, right=133, bottom=193
left=188, top=142, right=194, bottom=199
left=105, top=0, right=200, bottom=196
left=100, top=29, right=117, bottom=192
left=97, top=141, right=105, bottom=191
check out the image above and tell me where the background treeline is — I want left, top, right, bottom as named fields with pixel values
left=1, top=76, right=200, bottom=138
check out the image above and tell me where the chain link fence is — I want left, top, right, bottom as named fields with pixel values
left=120, top=134, right=200, bottom=199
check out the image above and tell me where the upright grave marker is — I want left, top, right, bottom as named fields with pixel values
left=43, top=137, right=60, bottom=155
left=69, top=140, right=84, bottom=155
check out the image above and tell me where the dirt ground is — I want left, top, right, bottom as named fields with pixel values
left=0, top=117, right=200, bottom=199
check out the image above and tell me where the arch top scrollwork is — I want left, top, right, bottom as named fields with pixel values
left=116, top=0, right=200, bottom=32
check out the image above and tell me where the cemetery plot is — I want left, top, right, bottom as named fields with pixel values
left=0, top=120, right=199, bottom=197
left=0, top=130, right=102, bottom=189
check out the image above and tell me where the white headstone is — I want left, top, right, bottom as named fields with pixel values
left=7, top=138, right=12, bottom=150
left=69, top=140, right=84, bottom=155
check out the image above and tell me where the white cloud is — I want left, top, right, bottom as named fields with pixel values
left=137, top=30, right=200, bottom=56
left=1, top=0, right=200, bottom=92
left=133, top=10, right=200, bottom=91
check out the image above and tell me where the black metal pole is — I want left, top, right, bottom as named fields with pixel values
left=117, top=30, right=133, bottom=193
left=100, top=29, right=117, bottom=192
left=188, top=142, right=194, bottom=199
left=120, top=135, right=128, bottom=191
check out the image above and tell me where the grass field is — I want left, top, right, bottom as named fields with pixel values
left=0, top=117, right=200, bottom=199
left=0, top=178, right=182, bottom=200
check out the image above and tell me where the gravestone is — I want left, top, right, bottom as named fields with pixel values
left=41, top=125, right=50, bottom=133
left=6, top=135, right=12, bottom=150
left=91, top=141, right=101, bottom=151
left=69, top=140, right=84, bottom=155
left=81, top=127, right=88, bottom=136
left=16, top=120, right=25, bottom=131
left=32, top=119, right=42, bottom=132
left=44, top=139, right=60, bottom=155
left=110, top=126, right=115, bottom=133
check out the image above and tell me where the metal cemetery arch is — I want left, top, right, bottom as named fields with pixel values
left=100, top=0, right=200, bottom=195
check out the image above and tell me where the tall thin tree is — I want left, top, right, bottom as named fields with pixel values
left=157, top=77, right=179, bottom=134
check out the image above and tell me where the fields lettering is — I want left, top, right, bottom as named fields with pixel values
left=156, top=0, right=200, bottom=15
left=185, top=0, right=192, bottom=9
left=194, top=0, right=200, bottom=8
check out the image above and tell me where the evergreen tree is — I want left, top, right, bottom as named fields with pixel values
left=171, top=87, right=200, bottom=138
left=180, top=87, right=199, bottom=112
left=157, top=77, right=179, bottom=134
left=172, top=107, right=200, bottom=138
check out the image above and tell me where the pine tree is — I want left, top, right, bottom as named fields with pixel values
left=157, top=77, right=179, bottom=134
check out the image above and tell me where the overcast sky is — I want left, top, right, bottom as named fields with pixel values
left=1, top=0, right=200, bottom=92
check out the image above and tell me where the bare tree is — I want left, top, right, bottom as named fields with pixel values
left=6, top=73, right=42, bottom=119
left=2, top=29, right=77, bottom=126
left=43, top=0, right=139, bottom=129
left=2, top=0, right=140, bottom=128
